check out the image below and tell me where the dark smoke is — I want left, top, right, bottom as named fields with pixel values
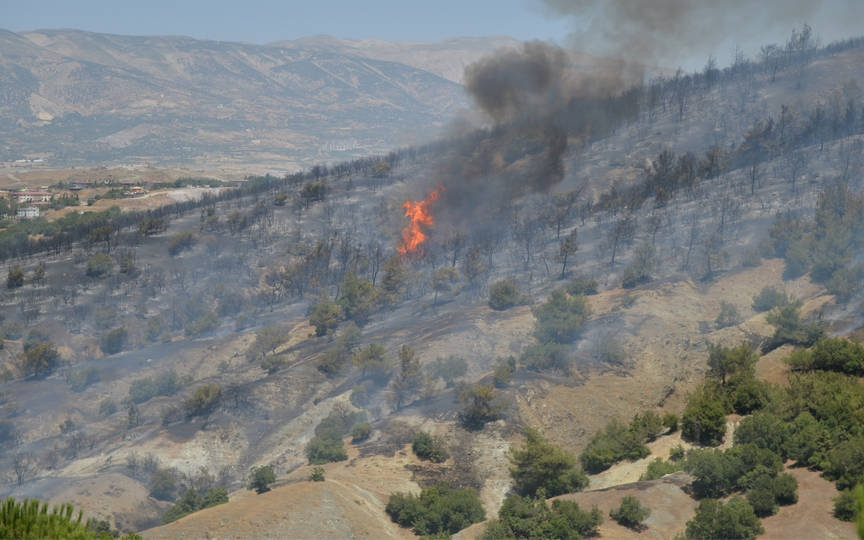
left=415, top=0, right=862, bottom=251
left=464, top=40, right=641, bottom=126
left=421, top=40, right=642, bottom=243
left=463, top=41, right=572, bottom=124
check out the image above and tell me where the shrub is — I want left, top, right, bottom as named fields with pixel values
left=248, top=465, right=276, bottom=494
left=481, top=495, right=602, bottom=540
left=167, top=231, right=196, bottom=256
left=762, top=301, right=825, bottom=352
left=751, top=286, right=788, bottom=313
left=773, top=472, right=798, bottom=506
left=20, top=339, right=60, bottom=379
left=663, top=412, right=679, bottom=432
left=580, top=418, right=650, bottom=474
left=639, top=457, right=682, bottom=481
left=98, top=398, right=117, bottom=417
left=521, top=342, right=570, bottom=374
left=305, top=408, right=362, bottom=464
left=385, top=484, right=485, bottom=536
left=412, top=431, right=449, bottom=463
left=493, top=356, right=517, bottom=387
left=532, top=289, right=590, bottom=344
left=350, top=423, right=371, bottom=443
left=100, top=327, right=128, bottom=355
left=681, top=383, right=728, bottom=446
left=85, top=253, right=113, bottom=277
left=183, top=384, right=222, bottom=418
left=609, top=495, right=651, bottom=530
left=128, top=369, right=186, bottom=404
left=834, top=489, right=857, bottom=521
left=149, top=468, right=177, bottom=501
left=66, top=366, right=100, bottom=392
left=337, top=273, right=376, bottom=326
left=6, top=267, right=24, bottom=289
left=310, top=466, right=325, bottom=482
left=715, top=301, right=741, bottom=329
left=427, top=355, right=468, bottom=387
left=488, top=280, right=522, bottom=310
left=566, top=276, right=599, bottom=295
left=162, top=487, right=227, bottom=524
left=685, top=497, right=763, bottom=540
left=511, top=428, right=588, bottom=497
left=458, top=384, right=506, bottom=430
left=309, top=301, right=340, bottom=337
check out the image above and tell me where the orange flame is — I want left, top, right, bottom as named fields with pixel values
left=397, top=188, right=441, bottom=256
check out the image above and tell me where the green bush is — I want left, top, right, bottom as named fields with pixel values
left=685, top=497, right=763, bottom=540
left=6, top=267, right=24, bottom=289
left=128, top=369, right=186, bottom=404
left=609, top=495, right=651, bottom=530
left=167, top=231, right=196, bottom=256
left=85, top=253, right=113, bottom=277
left=834, top=489, right=857, bottom=521
left=762, top=301, right=825, bottom=352
left=98, top=398, right=117, bottom=417
left=458, top=384, right=506, bottom=430
left=305, top=408, right=363, bottom=464
left=532, top=289, right=590, bottom=344
left=310, top=466, right=325, bottom=482
left=411, top=431, right=449, bottom=463
left=511, top=428, right=588, bottom=497
left=427, top=355, right=468, bottom=387
left=66, top=366, right=100, bottom=392
left=639, top=457, right=682, bottom=481
left=580, top=418, right=650, bottom=474
left=480, top=495, right=602, bottom=540
left=566, top=276, right=599, bottom=296
left=248, top=465, right=276, bottom=494
left=350, top=423, right=371, bottom=443
left=493, top=356, right=517, bottom=387
left=149, top=468, right=177, bottom=501
left=751, top=286, right=788, bottom=312
left=681, top=384, right=728, bottom=446
left=488, top=280, right=522, bottom=310
left=309, top=301, right=340, bottom=337
left=183, top=385, right=222, bottom=418
left=305, top=436, right=347, bottom=464
left=715, top=301, right=741, bottom=329
left=337, top=273, right=376, bottom=326
left=520, top=342, right=570, bottom=374
left=162, top=487, right=227, bottom=524
left=663, top=412, right=679, bottom=433
left=100, top=327, right=128, bottom=355
left=386, top=484, right=485, bottom=536
left=807, top=337, right=864, bottom=375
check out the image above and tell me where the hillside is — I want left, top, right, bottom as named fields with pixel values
left=0, top=29, right=490, bottom=171
left=1, top=30, right=864, bottom=539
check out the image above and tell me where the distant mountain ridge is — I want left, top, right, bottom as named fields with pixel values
left=0, top=29, right=512, bottom=171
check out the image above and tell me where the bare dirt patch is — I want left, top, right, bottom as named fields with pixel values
left=760, top=467, right=856, bottom=540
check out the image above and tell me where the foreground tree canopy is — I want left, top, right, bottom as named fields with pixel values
left=0, top=498, right=140, bottom=539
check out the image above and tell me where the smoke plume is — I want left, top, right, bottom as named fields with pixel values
left=543, top=0, right=864, bottom=68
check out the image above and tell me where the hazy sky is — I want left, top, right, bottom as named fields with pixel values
left=1, top=0, right=571, bottom=43
left=2, top=0, right=861, bottom=71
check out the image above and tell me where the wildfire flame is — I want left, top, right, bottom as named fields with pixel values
left=397, top=188, right=441, bottom=256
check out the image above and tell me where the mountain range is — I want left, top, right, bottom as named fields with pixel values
left=0, top=30, right=518, bottom=172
